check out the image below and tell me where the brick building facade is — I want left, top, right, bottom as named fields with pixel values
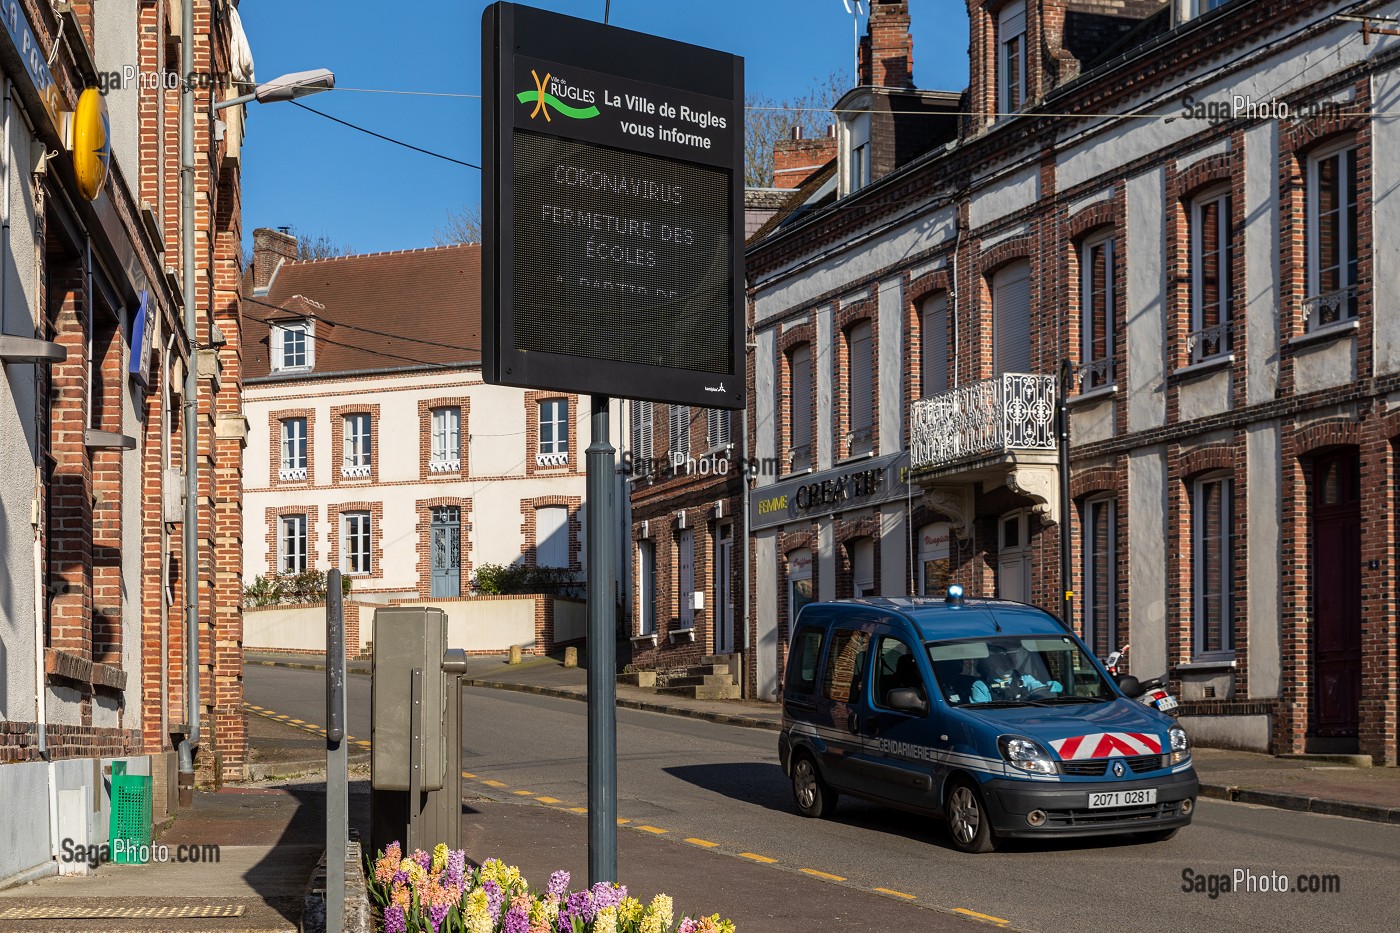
left=241, top=235, right=622, bottom=623
left=0, top=0, right=250, bottom=884
left=746, top=0, right=1399, bottom=764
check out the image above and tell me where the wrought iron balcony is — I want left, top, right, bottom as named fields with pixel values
left=910, top=373, right=1057, bottom=474
left=1302, top=285, right=1358, bottom=330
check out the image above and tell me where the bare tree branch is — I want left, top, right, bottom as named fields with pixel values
left=745, top=71, right=847, bottom=188
left=434, top=205, right=483, bottom=245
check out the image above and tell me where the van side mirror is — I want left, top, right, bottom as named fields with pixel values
left=1115, top=674, right=1143, bottom=698
left=886, top=687, right=928, bottom=715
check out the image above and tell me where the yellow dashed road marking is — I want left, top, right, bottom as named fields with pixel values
left=568, top=807, right=588, bottom=814
left=482, top=780, right=507, bottom=788
left=288, top=719, right=304, bottom=724
left=512, top=790, right=535, bottom=797
left=739, top=853, right=777, bottom=864
left=875, top=888, right=916, bottom=900
left=536, top=796, right=562, bottom=804
left=615, top=818, right=631, bottom=825
left=685, top=838, right=719, bottom=848
left=800, top=868, right=846, bottom=882
left=635, top=825, right=667, bottom=834
left=461, top=772, right=475, bottom=778
left=954, top=908, right=1010, bottom=926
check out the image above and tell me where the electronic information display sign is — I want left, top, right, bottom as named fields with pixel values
left=482, top=2, right=744, bottom=409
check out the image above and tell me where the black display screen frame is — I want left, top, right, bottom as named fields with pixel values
left=482, top=1, right=745, bottom=410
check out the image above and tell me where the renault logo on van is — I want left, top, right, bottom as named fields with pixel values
left=1112, top=760, right=1126, bottom=778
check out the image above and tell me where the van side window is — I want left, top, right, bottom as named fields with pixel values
left=786, top=627, right=824, bottom=696
left=823, top=629, right=870, bottom=703
left=873, top=636, right=925, bottom=709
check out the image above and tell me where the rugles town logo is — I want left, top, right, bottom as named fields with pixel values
left=518, top=70, right=600, bottom=122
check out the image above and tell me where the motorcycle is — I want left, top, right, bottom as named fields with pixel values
left=1103, top=644, right=1180, bottom=718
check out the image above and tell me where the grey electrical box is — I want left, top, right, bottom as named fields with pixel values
left=371, top=607, right=449, bottom=791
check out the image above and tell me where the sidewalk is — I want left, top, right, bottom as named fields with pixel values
left=248, top=649, right=1400, bottom=825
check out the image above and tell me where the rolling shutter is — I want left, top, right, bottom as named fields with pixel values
left=993, top=261, right=1032, bottom=374
left=922, top=293, right=948, bottom=395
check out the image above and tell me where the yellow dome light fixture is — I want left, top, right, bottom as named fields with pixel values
left=70, top=87, right=111, bottom=201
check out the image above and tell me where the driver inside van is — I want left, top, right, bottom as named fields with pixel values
left=971, top=648, right=1063, bottom=703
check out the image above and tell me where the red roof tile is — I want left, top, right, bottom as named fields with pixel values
left=243, top=244, right=481, bottom=379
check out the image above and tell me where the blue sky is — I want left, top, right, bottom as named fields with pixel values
left=239, top=1, right=970, bottom=255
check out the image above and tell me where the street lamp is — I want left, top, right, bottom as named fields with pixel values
left=213, top=68, right=335, bottom=112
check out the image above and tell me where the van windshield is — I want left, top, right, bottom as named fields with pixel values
left=926, top=634, right=1116, bottom=708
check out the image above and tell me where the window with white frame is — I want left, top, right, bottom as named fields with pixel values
left=536, top=505, right=569, bottom=568
left=921, top=292, right=948, bottom=397
left=706, top=408, right=731, bottom=451
left=537, top=398, right=569, bottom=467
left=272, top=320, right=313, bottom=372
left=637, top=539, right=656, bottom=636
left=1193, top=474, right=1234, bottom=657
left=279, top=417, right=307, bottom=481
left=430, top=407, right=461, bottom=472
left=279, top=513, right=308, bottom=574
left=846, top=321, right=873, bottom=456
left=1306, top=142, right=1359, bottom=330
left=340, top=511, right=372, bottom=575
left=788, top=343, right=812, bottom=471
left=850, top=536, right=875, bottom=597
left=999, top=1, right=1027, bottom=118
left=1079, top=233, right=1115, bottom=389
left=1191, top=189, right=1233, bottom=361
left=668, top=405, right=690, bottom=462
left=839, top=99, right=872, bottom=197
left=1082, top=497, right=1116, bottom=659
left=342, top=413, right=372, bottom=477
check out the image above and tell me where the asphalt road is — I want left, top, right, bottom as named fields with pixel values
left=246, top=663, right=1400, bottom=933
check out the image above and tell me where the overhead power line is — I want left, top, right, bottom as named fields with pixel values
left=243, top=310, right=464, bottom=370
left=289, top=101, right=481, bottom=169
left=242, top=294, right=481, bottom=355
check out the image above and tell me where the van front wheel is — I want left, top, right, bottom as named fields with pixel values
left=791, top=753, right=837, bottom=818
left=945, top=778, right=997, bottom=853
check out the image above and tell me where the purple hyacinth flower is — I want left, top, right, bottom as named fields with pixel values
left=415, top=849, right=433, bottom=870
left=565, top=889, right=595, bottom=923
left=484, top=879, right=504, bottom=921
left=429, top=903, right=449, bottom=933
left=503, top=903, right=530, bottom=933
left=590, top=882, right=625, bottom=912
left=384, top=905, right=407, bottom=933
left=446, top=849, right=467, bottom=889
left=547, top=869, right=570, bottom=899
left=392, top=868, right=409, bottom=886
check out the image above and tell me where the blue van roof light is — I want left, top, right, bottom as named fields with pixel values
left=945, top=584, right=965, bottom=607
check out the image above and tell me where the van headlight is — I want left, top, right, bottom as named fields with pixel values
left=1167, top=726, right=1190, bottom=765
left=998, top=735, right=1057, bottom=775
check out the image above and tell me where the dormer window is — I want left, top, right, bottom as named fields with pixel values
left=838, top=94, right=872, bottom=196
left=999, top=1, right=1027, bottom=118
left=271, top=319, right=313, bottom=372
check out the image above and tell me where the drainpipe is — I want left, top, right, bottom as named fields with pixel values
left=740, top=404, right=751, bottom=699
left=177, top=0, right=199, bottom=805
left=162, top=330, right=177, bottom=744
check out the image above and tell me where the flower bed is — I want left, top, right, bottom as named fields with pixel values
left=370, top=843, right=736, bottom=933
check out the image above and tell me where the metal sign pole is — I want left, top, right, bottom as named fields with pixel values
left=1057, top=360, right=1074, bottom=633
left=325, top=571, right=347, bottom=933
left=586, top=394, right=618, bottom=884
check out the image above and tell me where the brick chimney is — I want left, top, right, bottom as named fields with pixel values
left=858, top=0, right=914, bottom=89
left=252, top=227, right=297, bottom=292
left=773, top=126, right=838, bottom=190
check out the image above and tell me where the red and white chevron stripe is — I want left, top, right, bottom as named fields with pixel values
left=1049, top=732, right=1163, bottom=760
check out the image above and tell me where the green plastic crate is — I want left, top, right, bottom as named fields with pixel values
left=108, top=761, right=152, bottom=864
